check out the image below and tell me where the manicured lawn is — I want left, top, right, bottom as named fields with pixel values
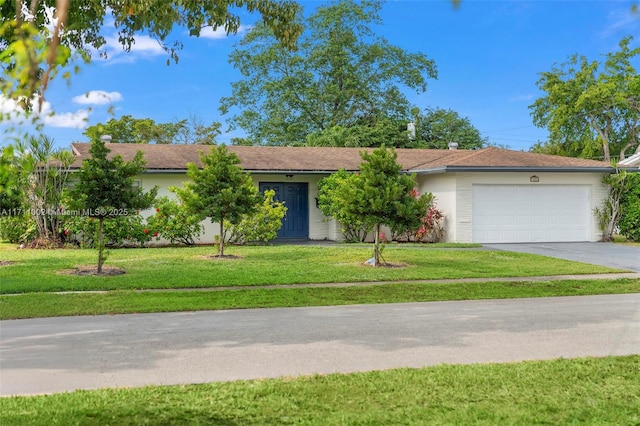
left=1, top=356, right=638, bottom=425
left=0, top=244, right=623, bottom=294
left=2, top=278, right=639, bottom=320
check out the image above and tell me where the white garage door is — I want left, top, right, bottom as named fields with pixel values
left=472, top=185, right=591, bottom=243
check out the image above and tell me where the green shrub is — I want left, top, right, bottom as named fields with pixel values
left=618, top=173, right=640, bottom=241
left=229, top=190, right=286, bottom=243
left=147, top=197, right=204, bottom=245
left=0, top=214, right=37, bottom=243
left=62, top=211, right=159, bottom=247
left=317, top=170, right=370, bottom=242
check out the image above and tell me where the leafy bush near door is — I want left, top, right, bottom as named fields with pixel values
left=228, top=190, right=287, bottom=244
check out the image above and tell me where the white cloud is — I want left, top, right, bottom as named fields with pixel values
left=42, top=109, right=90, bottom=129
left=199, top=24, right=251, bottom=40
left=72, top=90, right=123, bottom=105
left=97, top=34, right=165, bottom=64
left=0, top=95, right=90, bottom=129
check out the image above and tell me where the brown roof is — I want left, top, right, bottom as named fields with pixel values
left=70, top=143, right=614, bottom=173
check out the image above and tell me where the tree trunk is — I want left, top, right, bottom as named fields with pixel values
left=373, top=223, right=380, bottom=267
left=218, top=218, right=225, bottom=257
left=589, top=116, right=611, bottom=162
left=97, top=218, right=104, bottom=274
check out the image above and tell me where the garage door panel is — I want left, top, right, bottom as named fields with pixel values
left=472, top=185, right=590, bottom=243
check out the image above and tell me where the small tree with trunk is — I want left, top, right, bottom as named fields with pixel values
left=68, top=139, right=157, bottom=273
left=174, top=145, right=260, bottom=257
left=326, top=146, right=430, bottom=266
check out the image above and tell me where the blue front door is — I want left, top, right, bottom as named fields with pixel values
left=259, top=182, right=309, bottom=239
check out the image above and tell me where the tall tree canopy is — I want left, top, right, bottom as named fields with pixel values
left=0, top=0, right=302, bottom=108
left=529, top=36, right=640, bottom=162
left=413, top=107, right=487, bottom=150
left=220, top=0, right=437, bottom=146
left=295, top=107, right=487, bottom=149
left=84, top=115, right=221, bottom=145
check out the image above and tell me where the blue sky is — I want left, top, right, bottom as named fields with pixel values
left=1, top=0, right=639, bottom=151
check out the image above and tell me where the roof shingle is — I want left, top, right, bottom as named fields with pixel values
left=70, top=143, right=614, bottom=173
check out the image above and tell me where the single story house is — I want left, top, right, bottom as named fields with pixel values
left=71, top=143, right=620, bottom=244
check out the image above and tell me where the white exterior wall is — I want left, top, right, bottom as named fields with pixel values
left=136, top=173, right=217, bottom=244
left=137, top=172, right=341, bottom=244
left=451, top=172, right=609, bottom=243
left=137, top=171, right=610, bottom=244
left=416, top=174, right=458, bottom=243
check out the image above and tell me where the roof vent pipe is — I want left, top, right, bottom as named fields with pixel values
left=100, top=135, right=112, bottom=143
left=407, top=122, right=416, bottom=141
left=448, top=142, right=458, bottom=150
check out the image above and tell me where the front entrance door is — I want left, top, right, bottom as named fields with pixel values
left=259, top=182, right=309, bottom=239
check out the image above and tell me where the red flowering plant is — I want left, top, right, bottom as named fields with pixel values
left=414, top=205, right=445, bottom=242
left=395, top=205, right=444, bottom=243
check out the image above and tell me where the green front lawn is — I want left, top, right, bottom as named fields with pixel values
left=2, top=278, right=639, bottom=320
left=0, top=244, right=623, bottom=294
left=1, top=356, right=638, bottom=425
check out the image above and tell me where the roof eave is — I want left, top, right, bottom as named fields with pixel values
left=412, top=166, right=616, bottom=174
left=141, top=169, right=353, bottom=174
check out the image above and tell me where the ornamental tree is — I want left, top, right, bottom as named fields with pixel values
left=68, top=138, right=157, bottom=273
left=322, top=146, right=431, bottom=266
left=352, top=147, right=430, bottom=265
left=174, top=145, right=261, bottom=257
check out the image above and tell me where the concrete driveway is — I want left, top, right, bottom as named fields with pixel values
left=484, top=242, right=640, bottom=272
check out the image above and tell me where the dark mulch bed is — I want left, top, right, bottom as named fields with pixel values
left=60, top=265, right=126, bottom=276
left=362, top=262, right=407, bottom=268
left=202, top=254, right=243, bottom=260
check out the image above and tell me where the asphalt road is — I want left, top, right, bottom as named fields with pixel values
left=1, top=293, right=639, bottom=396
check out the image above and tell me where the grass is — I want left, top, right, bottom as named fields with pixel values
left=2, top=278, right=639, bottom=320
left=1, top=242, right=636, bottom=320
left=0, top=244, right=623, bottom=294
left=612, top=235, right=640, bottom=246
left=1, top=355, right=638, bottom=425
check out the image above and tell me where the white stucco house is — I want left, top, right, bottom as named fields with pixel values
left=71, top=143, right=620, bottom=244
